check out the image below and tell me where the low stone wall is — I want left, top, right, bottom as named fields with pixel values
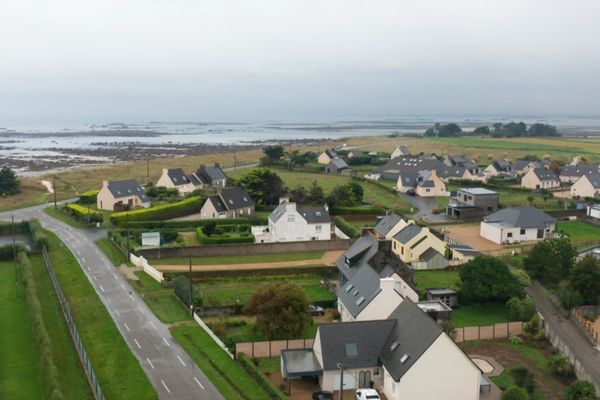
left=130, top=253, right=164, bottom=283
left=138, top=239, right=352, bottom=259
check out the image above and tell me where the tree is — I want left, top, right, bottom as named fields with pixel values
left=286, top=150, right=311, bottom=170
left=557, top=281, right=584, bottom=309
left=564, top=380, right=597, bottom=400
left=173, top=275, right=202, bottom=309
left=346, top=181, right=364, bottom=203
left=327, top=184, right=360, bottom=207
left=424, top=123, right=462, bottom=137
left=289, top=186, right=308, bottom=204
left=308, top=180, right=325, bottom=205
left=459, top=256, right=523, bottom=303
left=473, top=126, right=491, bottom=136
left=524, top=238, right=577, bottom=284
left=263, top=145, right=285, bottom=162
left=501, top=387, right=529, bottom=400
left=506, top=297, right=536, bottom=321
left=203, top=221, right=217, bottom=237
left=523, top=314, right=541, bottom=338
left=548, top=355, right=575, bottom=379
left=0, top=166, right=20, bottom=196
left=569, top=255, right=600, bottom=305
left=238, top=168, right=286, bottom=205
left=244, top=281, right=311, bottom=340
left=528, top=123, right=560, bottom=137
left=527, top=196, right=534, bottom=206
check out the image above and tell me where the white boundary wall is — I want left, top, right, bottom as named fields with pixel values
left=130, top=253, right=164, bottom=283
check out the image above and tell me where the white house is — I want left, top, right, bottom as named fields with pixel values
left=281, top=300, right=481, bottom=400
left=318, top=149, right=339, bottom=165
left=97, top=179, right=150, bottom=211
left=587, top=204, right=600, bottom=220
left=155, top=168, right=201, bottom=196
left=480, top=207, right=556, bottom=245
left=570, top=173, right=600, bottom=198
left=521, top=167, right=560, bottom=190
left=252, top=199, right=331, bottom=243
left=390, top=145, right=411, bottom=159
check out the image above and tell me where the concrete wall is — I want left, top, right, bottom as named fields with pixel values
left=138, top=238, right=351, bottom=259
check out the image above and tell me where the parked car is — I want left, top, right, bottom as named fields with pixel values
left=309, top=304, right=325, bottom=316
left=312, top=391, right=334, bottom=400
left=356, top=389, right=380, bottom=400
left=406, top=189, right=416, bottom=196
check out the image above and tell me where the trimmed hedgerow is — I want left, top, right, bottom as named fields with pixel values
left=78, top=189, right=99, bottom=204
left=334, top=216, right=361, bottom=238
left=110, top=196, right=202, bottom=224
left=196, top=228, right=255, bottom=245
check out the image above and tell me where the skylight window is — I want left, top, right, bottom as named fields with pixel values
left=356, top=296, right=365, bottom=306
left=390, top=342, right=399, bottom=351
left=353, top=290, right=359, bottom=297
left=345, top=343, right=358, bottom=357
left=400, top=354, right=409, bottom=364
left=345, top=284, right=354, bottom=293
left=228, top=199, right=233, bottom=204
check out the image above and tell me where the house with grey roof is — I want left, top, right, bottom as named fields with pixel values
left=571, top=173, right=600, bottom=198
left=325, top=158, right=353, bottom=175
left=199, top=187, right=255, bottom=219
left=156, top=168, right=202, bottom=195
left=559, top=164, right=600, bottom=183
left=196, top=163, right=228, bottom=187
left=484, top=160, right=513, bottom=180
left=480, top=207, right=556, bottom=245
left=446, top=187, right=499, bottom=220
left=318, top=149, right=340, bottom=165
left=521, top=167, right=559, bottom=190
left=280, top=299, right=481, bottom=399
left=390, top=145, right=411, bottom=159
left=252, top=198, right=331, bottom=243
left=373, top=212, right=408, bottom=240
left=391, top=222, right=450, bottom=269
left=97, top=179, right=150, bottom=211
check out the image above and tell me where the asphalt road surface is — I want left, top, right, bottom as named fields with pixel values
left=0, top=203, right=224, bottom=400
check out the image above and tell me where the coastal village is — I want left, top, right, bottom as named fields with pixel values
left=3, top=134, right=599, bottom=400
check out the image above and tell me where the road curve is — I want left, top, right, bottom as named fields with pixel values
left=0, top=204, right=223, bottom=400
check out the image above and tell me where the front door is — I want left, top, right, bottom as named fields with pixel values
left=358, top=370, right=372, bottom=388
left=537, top=228, right=544, bottom=239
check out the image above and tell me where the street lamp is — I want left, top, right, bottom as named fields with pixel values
left=337, top=363, right=344, bottom=400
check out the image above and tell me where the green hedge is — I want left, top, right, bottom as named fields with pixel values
left=110, top=196, right=203, bottom=224
left=237, top=354, right=287, bottom=400
left=334, top=216, right=361, bottom=238
left=79, top=189, right=99, bottom=204
left=0, top=243, right=24, bottom=260
left=331, top=205, right=386, bottom=215
left=116, top=217, right=267, bottom=230
left=66, top=204, right=103, bottom=224
left=0, top=221, right=29, bottom=235
left=196, top=229, right=255, bottom=245
left=28, top=219, right=49, bottom=249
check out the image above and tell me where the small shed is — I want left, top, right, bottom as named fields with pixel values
left=141, top=232, right=161, bottom=247
left=426, top=288, right=459, bottom=308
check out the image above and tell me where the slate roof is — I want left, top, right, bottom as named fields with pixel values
left=532, top=167, right=558, bottom=181
left=492, top=160, right=511, bottom=172
left=374, top=212, right=403, bottom=237
left=166, top=168, right=189, bottom=186
left=197, top=164, right=227, bottom=183
left=393, top=224, right=422, bottom=244
left=298, top=206, right=331, bottom=223
left=397, top=171, right=418, bottom=187
left=560, top=164, right=600, bottom=178
left=329, top=158, right=349, bottom=170
left=219, top=187, right=255, bottom=210
left=206, top=195, right=227, bottom=213
left=393, top=145, right=411, bottom=156
left=483, top=207, right=556, bottom=228
left=581, top=173, right=600, bottom=189
left=324, top=149, right=338, bottom=159
left=187, top=174, right=201, bottom=185
left=419, top=247, right=443, bottom=262
left=439, top=167, right=466, bottom=179
left=377, top=156, right=445, bottom=176
left=107, top=179, right=149, bottom=202
left=513, top=160, right=534, bottom=171
left=337, top=235, right=379, bottom=280
left=337, top=263, right=387, bottom=318
left=426, top=288, right=457, bottom=296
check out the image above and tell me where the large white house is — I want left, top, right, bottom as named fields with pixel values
left=480, top=207, right=556, bottom=245
left=281, top=300, right=482, bottom=400
left=252, top=199, right=331, bottom=242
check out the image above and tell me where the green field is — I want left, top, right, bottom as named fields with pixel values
left=557, top=220, right=600, bottom=243
left=45, top=232, right=158, bottom=400
left=0, top=261, right=46, bottom=400
left=413, top=269, right=460, bottom=291
left=441, top=184, right=565, bottom=210
left=150, top=250, right=325, bottom=265
left=198, top=274, right=336, bottom=307
left=453, top=303, right=511, bottom=327
left=207, top=317, right=318, bottom=343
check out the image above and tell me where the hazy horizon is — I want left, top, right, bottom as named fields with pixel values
left=2, top=0, right=599, bottom=125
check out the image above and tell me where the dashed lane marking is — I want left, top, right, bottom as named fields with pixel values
left=194, top=377, right=205, bottom=390
left=161, top=380, right=171, bottom=394
left=162, top=337, right=170, bottom=346
left=134, top=339, right=141, bottom=349
left=124, top=323, right=131, bottom=332
left=177, top=355, right=186, bottom=367
left=147, top=358, right=155, bottom=369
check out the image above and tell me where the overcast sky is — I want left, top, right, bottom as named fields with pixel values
left=1, top=0, right=599, bottom=126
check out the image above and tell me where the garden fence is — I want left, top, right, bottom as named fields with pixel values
left=236, top=338, right=315, bottom=358
left=572, top=308, right=600, bottom=345
left=42, top=247, right=105, bottom=400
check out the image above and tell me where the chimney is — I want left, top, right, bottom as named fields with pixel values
left=323, top=203, right=329, bottom=212
left=102, top=180, right=108, bottom=188
left=380, top=277, right=396, bottom=294
left=162, top=168, right=168, bottom=175
left=214, top=162, right=220, bottom=167
left=279, top=196, right=290, bottom=204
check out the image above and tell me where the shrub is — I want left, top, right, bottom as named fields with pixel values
left=548, top=355, right=575, bottom=379
left=510, top=366, right=536, bottom=393
left=117, top=217, right=267, bottom=230
left=564, top=380, right=597, bottom=400
left=66, top=203, right=103, bottom=224
left=237, top=354, right=287, bottom=400
left=203, top=221, right=217, bottom=236
left=507, top=297, right=536, bottom=321
left=512, top=269, right=532, bottom=287
left=330, top=205, right=386, bottom=216
left=502, top=387, right=529, bottom=400
left=524, top=314, right=541, bottom=338
left=334, top=216, right=360, bottom=238
left=196, top=228, right=255, bottom=245
left=110, top=196, right=202, bottom=224
left=558, top=281, right=584, bottom=309
left=508, top=336, right=523, bottom=345
left=0, top=243, right=25, bottom=260
left=78, top=189, right=99, bottom=204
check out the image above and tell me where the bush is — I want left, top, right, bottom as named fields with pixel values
left=507, top=297, right=536, bottom=321
left=502, top=387, right=529, bottom=400
left=548, top=355, right=575, bottom=379
left=0, top=243, right=24, bottom=260
left=173, top=275, right=202, bottom=309
left=508, top=336, right=523, bottom=345
left=66, top=204, right=103, bottom=224
left=512, top=269, right=532, bottom=287
left=510, top=366, right=536, bottom=393
left=564, top=380, right=597, bottom=400
left=78, top=189, right=99, bottom=204
left=558, top=281, right=584, bottom=309
left=116, top=217, right=267, bottom=230
left=196, top=228, right=255, bottom=245
left=330, top=205, right=386, bottom=216
left=237, top=354, right=287, bottom=400
left=28, top=219, right=49, bottom=248
left=524, top=314, right=541, bottom=338
left=111, top=196, right=203, bottom=224
left=334, top=216, right=360, bottom=239
left=459, top=256, right=523, bottom=303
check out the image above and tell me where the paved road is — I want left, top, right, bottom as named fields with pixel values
left=526, top=284, right=600, bottom=389
left=397, top=192, right=452, bottom=223
left=0, top=204, right=224, bottom=400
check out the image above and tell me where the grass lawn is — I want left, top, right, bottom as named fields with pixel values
left=453, top=303, right=511, bottom=327
left=151, top=250, right=325, bottom=265
left=143, top=292, right=192, bottom=324
left=257, top=357, right=280, bottom=374
left=413, top=269, right=460, bottom=291
left=171, top=325, right=273, bottom=400
left=198, top=274, right=336, bottom=307
left=95, top=237, right=128, bottom=266
left=44, top=206, right=86, bottom=228
left=45, top=231, right=158, bottom=400
left=446, top=183, right=564, bottom=210
left=556, top=220, right=600, bottom=243
left=207, top=317, right=318, bottom=343
left=0, top=261, right=46, bottom=400
left=130, top=270, right=167, bottom=293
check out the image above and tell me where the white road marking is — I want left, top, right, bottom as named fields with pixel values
left=124, top=323, right=131, bottom=332
left=87, top=267, right=91, bottom=272
left=99, top=285, right=105, bottom=292
left=106, top=297, right=111, bottom=304
left=115, top=310, right=120, bottom=316
left=93, top=275, right=98, bottom=281
left=194, top=377, right=205, bottom=390
left=129, top=294, right=134, bottom=301
left=147, top=358, right=155, bottom=369
left=81, top=257, right=85, bottom=263
left=150, top=321, right=156, bottom=329
left=113, top=274, right=118, bottom=280
left=162, top=337, right=170, bottom=346
left=134, top=338, right=141, bottom=349
left=120, top=283, right=125, bottom=290
left=177, top=355, right=186, bottom=367
left=139, top=307, right=145, bottom=315
left=161, top=380, right=171, bottom=394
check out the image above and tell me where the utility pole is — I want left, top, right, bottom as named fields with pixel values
left=233, top=150, right=237, bottom=171
left=337, top=363, right=344, bottom=400
left=147, top=159, right=150, bottom=184
left=188, top=256, right=193, bottom=317
left=12, top=215, right=17, bottom=291
left=53, top=175, right=57, bottom=208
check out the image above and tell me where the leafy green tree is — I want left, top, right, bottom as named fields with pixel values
left=557, top=281, right=584, bottom=309
left=173, top=275, right=202, bottom=309
left=263, top=145, right=285, bottom=162
left=570, top=255, right=600, bottom=305
left=289, top=186, right=308, bottom=204
left=238, top=168, right=285, bottom=205
left=244, top=281, right=311, bottom=340
left=327, top=184, right=359, bottom=207
left=459, top=256, right=523, bottom=303
left=524, top=238, right=577, bottom=284
left=564, top=380, right=597, bottom=400
left=502, top=387, right=529, bottom=400
left=0, top=166, right=20, bottom=196
left=286, top=150, right=311, bottom=170
left=510, top=366, right=536, bottom=393
left=548, top=355, right=575, bottom=379
left=473, top=126, right=491, bottom=135
left=308, top=180, right=325, bottom=205
left=424, top=123, right=462, bottom=137
left=523, top=314, right=541, bottom=338
left=203, top=221, right=217, bottom=236
left=506, top=297, right=536, bottom=321
left=528, top=123, right=560, bottom=137
left=346, top=181, right=364, bottom=203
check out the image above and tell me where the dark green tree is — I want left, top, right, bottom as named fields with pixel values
left=510, top=366, right=536, bottom=393
left=346, top=181, right=364, bottom=203
left=308, top=180, right=325, bottom=205
left=289, top=186, right=308, bottom=204
left=244, top=281, right=311, bottom=340
left=0, top=166, right=20, bottom=196
left=424, top=123, right=462, bottom=137
left=473, top=126, right=491, bottom=135
left=527, top=123, right=560, bottom=137
left=570, top=255, right=600, bottom=305
left=203, top=221, right=217, bottom=237
left=524, top=237, right=577, bottom=283
left=459, top=256, right=523, bottom=303
left=501, top=387, right=529, bottom=400
left=564, top=380, right=597, bottom=400
left=238, top=168, right=285, bottom=205
left=506, top=297, right=536, bottom=321
left=263, top=145, right=285, bottom=162
left=327, top=184, right=359, bottom=207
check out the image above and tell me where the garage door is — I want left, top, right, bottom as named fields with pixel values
left=333, top=371, right=357, bottom=390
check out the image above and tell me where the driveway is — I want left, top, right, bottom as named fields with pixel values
left=397, top=192, right=452, bottom=223
left=0, top=203, right=223, bottom=400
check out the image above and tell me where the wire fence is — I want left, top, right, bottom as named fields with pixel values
left=42, top=247, right=105, bottom=400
